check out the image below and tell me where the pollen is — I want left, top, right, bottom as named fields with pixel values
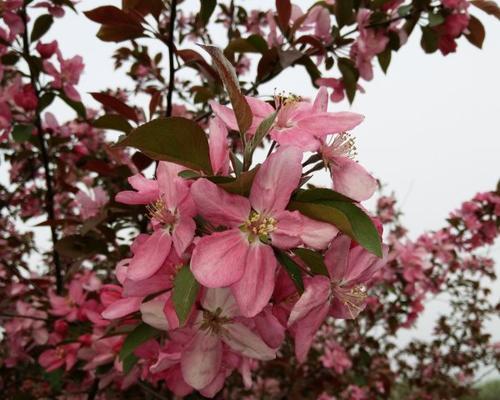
left=146, top=197, right=177, bottom=227
left=274, top=91, right=302, bottom=110
left=242, top=211, right=277, bottom=242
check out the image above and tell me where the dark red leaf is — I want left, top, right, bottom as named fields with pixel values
left=90, top=92, right=139, bottom=122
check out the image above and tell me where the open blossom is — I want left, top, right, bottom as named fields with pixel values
left=43, top=50, right=84, bottom=102
left=180, top=288, right=276, bottom=390
left=190, top=146, right=338, bottom=317
left=211, top=87, right=364, bottom=151
left=116, top=161, right=196, bottom=281
left=321, top=133, right=377, bottom=202
left=74, top=187, right=109, bottom=219
left=39, top=343, right=81, bottom=372
left=288, top=235, right=387, bottom=362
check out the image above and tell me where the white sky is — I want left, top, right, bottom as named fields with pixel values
left=7, top=0, right=500, bottom=379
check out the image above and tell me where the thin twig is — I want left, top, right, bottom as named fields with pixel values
left=20, top=6, right=63, bottom=294
left=165, top=0, right=178, bottom=117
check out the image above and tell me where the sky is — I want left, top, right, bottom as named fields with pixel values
left=6, top=0, right=500, bottom=379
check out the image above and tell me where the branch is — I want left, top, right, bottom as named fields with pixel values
left=20, top=6, right=63, bottom=294
left=165, top=0, right=178, bottom=117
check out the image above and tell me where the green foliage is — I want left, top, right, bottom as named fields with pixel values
left=172, top=265, right=200, bottom=326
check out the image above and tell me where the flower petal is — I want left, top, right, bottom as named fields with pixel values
left=202, top=288, right=239, bottom=318
left=230, top=243, right=276, bottom=317
left=288, top=275, right=331, bottom=326
left=223, top=322, right=276, bottom=360
left=191, top=229, right=248, bottom=288
left=101, top=297, right=142, bottom=320
left=300, top=215, right=339, bottom=250
left=249, top=146, right=302, bottom=215
left=127, top=230, right=172, bottom=281
left=297, top=112, right=364, bottom=137
left=191, top=178, right=250, bottom=228
left=181, top=331, right=222, bottom=390
left=209, top=116, right=230, bottom=176
left=331, top=156, right=377, bottom=202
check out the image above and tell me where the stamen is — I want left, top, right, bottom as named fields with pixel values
left=333, top=284, right=368, bottom=319
left=199, top=307, right=232, bottom=335
left=241, top=211, right=277, bottom=242
left=323, top=133, right=358, bottom=161
left=146, top=197, right=177, bottom=227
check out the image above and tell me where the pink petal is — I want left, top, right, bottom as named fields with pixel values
left=140, top=293, right=169, bottom=330
left=172, top=216, right=196, bottom=256
left=312, top=86, right=329, bottom=113
left=254, top=306, right=286, bottom=348
left=230, top=243, right=276, bottom=318
left=300, top=215, right=339, bottom=250
left=271, top=210, right=302, bottom=249
left=122, top=265, right=173, bottom=297
left=292, top=300, right=330, bottom=362
left=209, top=100, right=238, bottom=131
left=181, top=331, right=222, bottom=390
left=297, top=112, right=364, bottom=137
left=223, top=322, right=276, bottom=360
left=245, top=96, right=275, bottom=117
left=249, top=146, right=302, bottom=215
left=331, top=156, right=377, bottom=202
left=324, top=235, right=351, bottom=280
left=191, top=178, right=250, bottom=228
left=127, top=230, right=172, bottom=281
left=101, top=297, right=142, bottom=320
left=157, top=161, right=189, bottom=208
left=288, top=275, right=331, bottom=326
left=209, top=116, right=230, bottom=176
left=191, top=229, right=248, bottom=287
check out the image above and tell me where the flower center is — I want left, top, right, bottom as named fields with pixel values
left=322, top=133, right=357, bottom=161
left=332, top=283, right=367, bottom=318
left=55, top=346, right=66, bottom=359
left=199, top=307, right=232, bottom=336
left=241, top=211, right=277, bottom=242
left=146, top=197, right=177, bottom=229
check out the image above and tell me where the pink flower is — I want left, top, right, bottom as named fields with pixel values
left=74, top=187, right=109, bottom=219
left=316, top=78, right=366, bottom=103
left=43, top=50, right=84, bottom=102
left=39, top=343, right=81, bottom=372
left=211, top=88, right=364, bottom=151
left=181, top=288, right=276, bottom=390
left=13, top=84, right=38, bottom=111
left=115, top=173, right=159, bottom=205
left=320, top=340, right=352, bottom=374
left=121, top=162, right=196, bottom=281
left=321, top=134, right=377, bottom=202
left=190, top=146, right=338, bottom=317
left=350, top=9, right=389, bottom=81
left=36, top=40, right=58, bottom=59
left=288, top=235, right=387, bottom=361
left=49, top=279, right=86, bottom=321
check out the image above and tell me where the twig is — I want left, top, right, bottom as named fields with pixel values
left=165, top=0, right=178, bottom=117
left=20, top=6, right=63, bottom=294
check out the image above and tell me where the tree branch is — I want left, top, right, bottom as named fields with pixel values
left=165, top=0, right=178, bottom=117
left=20, top=6, right=63, bottom=294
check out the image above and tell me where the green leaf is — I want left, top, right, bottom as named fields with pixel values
left=335, top=0, right=354, bottom=27
left=289, top=188, right=383, bottom=257
left=12, top=124, right=34, bottom=143
left=420, top=26, right=438, bottom=54
left=122, top=353, right=138, bottom=374
left=172, top=265, right=200, bottom=326
left=274, top=249, right=304, bottom=293
left=199, top=0, right=217, bottom=25
left=377, top=47, right=391, bottom=74
left=59, top=93, right=87, bottom=118
left=338, top=58, right=359, bottom=104
left=213, top=166, right=260, bottom=196
left=199, top=45, right=253, bottom=135
left=293, top=248, right=329, bottom=277
left=119, top=323, right=161, bottom=361
left=116, top=117, right=213, bottom=174
left=244, top=111, right=276, bottom=166
left=43, top=368, right=63, bottom=391
left=31, top=15, right=54, bottom=42
left=428, top=12, right=445, bottom=27
left=94, top=114, right=133, bottom=133
left=398, top=4, right=412, bottom=17
left=37, top=92, right=55, bottom=112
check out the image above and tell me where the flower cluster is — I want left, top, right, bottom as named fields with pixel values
left=99, top=88, right=387, bottom=396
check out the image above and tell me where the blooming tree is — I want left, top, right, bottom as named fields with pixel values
left=0, top=0, right=499, bottom=398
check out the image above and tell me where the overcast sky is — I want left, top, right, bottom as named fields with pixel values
left=7, top=0, right=500, bottom=378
